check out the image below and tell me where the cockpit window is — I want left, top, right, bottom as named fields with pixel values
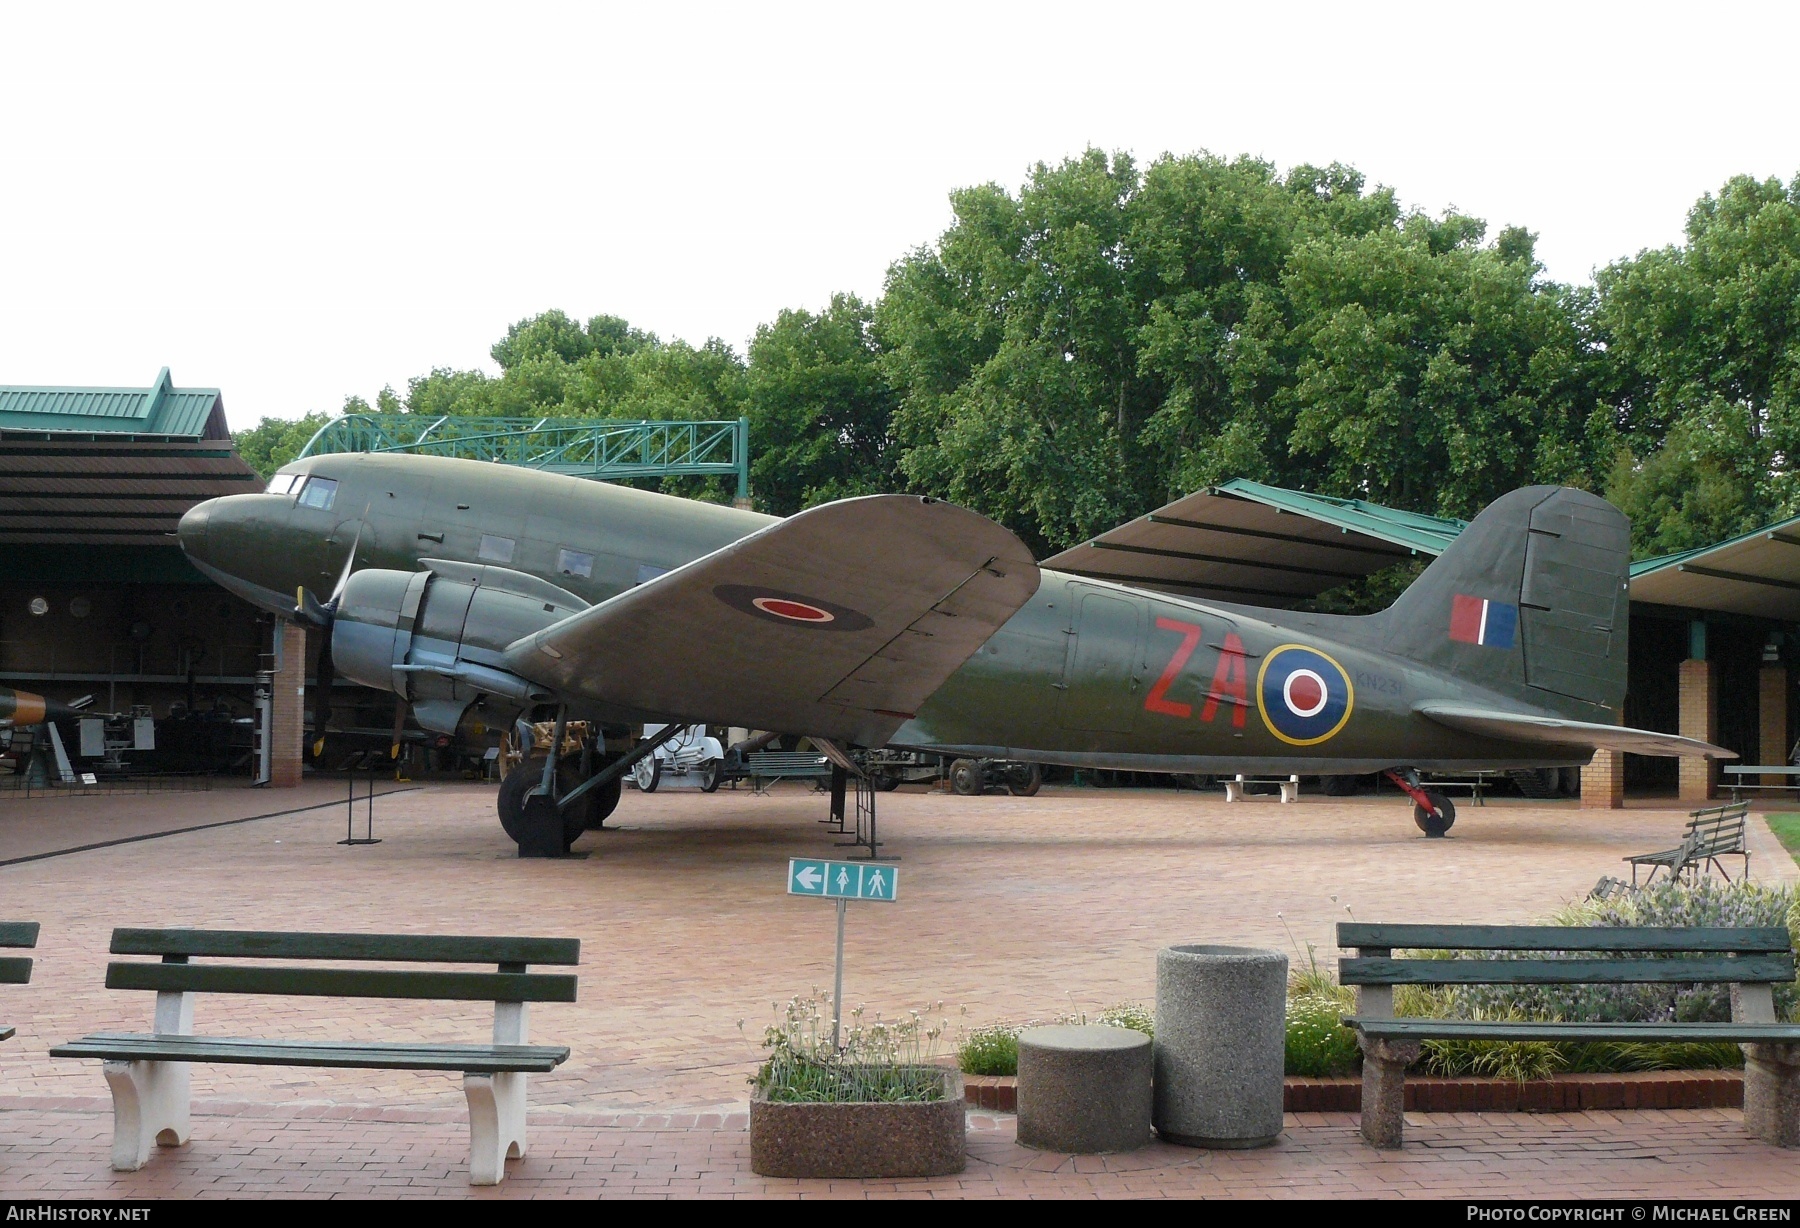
left=266, top=473, right=299, bottom=495
left=295, top=476, right=338, bottom=510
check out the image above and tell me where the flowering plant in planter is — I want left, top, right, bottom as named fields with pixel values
left=749, top=993, right=965, bottom=1178
left=755, top=992, right=949, bottom=1100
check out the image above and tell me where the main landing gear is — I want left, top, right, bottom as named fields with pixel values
left=496, top=715, right=689, bottom=858
left=1384, top=768, right=1456, bottom=838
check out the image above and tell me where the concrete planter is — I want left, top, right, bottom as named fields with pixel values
left=749, top=1068, right=966, bottom=1178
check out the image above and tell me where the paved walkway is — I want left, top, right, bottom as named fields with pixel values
left=0, top=1102, right=1791, bottom=1198
left=0, top=780, right=1790, bottom=1196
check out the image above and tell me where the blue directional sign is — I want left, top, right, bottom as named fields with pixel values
left=787, top=858, right=898, bottom=902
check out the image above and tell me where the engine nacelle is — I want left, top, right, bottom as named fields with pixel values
left=330, top=560, right=586, bottom=733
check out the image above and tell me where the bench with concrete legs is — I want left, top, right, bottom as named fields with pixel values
left=50, top=929, right=579, bottom=1184
left=1223, top=774, right=1299, bottom=803
left=1339, top=923, right=1800, bottom=1149
left=0, top=922, right=38, bottom=1041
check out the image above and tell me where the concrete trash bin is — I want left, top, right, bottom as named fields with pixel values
left=1154, top=944, right=1287, bottom=1148
left=1016, top=1025, right=1154, bottom=1153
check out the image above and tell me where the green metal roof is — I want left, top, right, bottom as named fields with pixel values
left=1040, top=479, right=1465, bottom=605
left=1628, top=508, right=1800, bottom=620
left=1211, top=478, right=1469, bottom=557
left=0, top=369, right=227, bottom=440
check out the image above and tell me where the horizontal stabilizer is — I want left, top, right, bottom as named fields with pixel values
left=1415, top=702, right=1735, bottom=759
left=504, top=494, right=1041, bottom=746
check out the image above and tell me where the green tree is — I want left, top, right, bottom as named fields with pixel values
left=233, top=412, right=332, bottom=480
left=745, top=294, right=897, bottom=515
left=1595, top=173, right=1800, bottom=552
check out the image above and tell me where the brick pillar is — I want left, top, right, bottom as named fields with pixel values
left=1761, top=665, right=1789, bottom=789
left=1581, top=748, right=1624, bottom=809
left=269, top=619, right=306, bottom=788
left=1679, top=658, right=1718, bottom=802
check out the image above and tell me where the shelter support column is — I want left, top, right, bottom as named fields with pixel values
left=1762, top=663, right=1789, bottom=790
left=1679, top=655, right=1718, bottom=804
left=269, top=619, right=306, bottom=788
left=1581, top=749, right=1624, bottom=809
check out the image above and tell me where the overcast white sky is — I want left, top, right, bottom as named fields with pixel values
left=1, top=2, right=1796, bottom=429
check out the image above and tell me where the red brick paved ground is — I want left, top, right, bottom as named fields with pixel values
left=0, top=1104, right=1793, bottom=1198
left=0, top=780, right=1791, bottom=1197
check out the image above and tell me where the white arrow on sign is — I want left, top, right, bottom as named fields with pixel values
left=795, top=866, right=822, bottom=890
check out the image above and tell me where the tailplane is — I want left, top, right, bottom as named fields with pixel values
left=1379, top=486, right=1631, bottom=718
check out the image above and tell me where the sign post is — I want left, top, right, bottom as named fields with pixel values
left=787, top=858, right=899, bottom=1049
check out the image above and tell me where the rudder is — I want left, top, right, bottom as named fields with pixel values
left=1378, top=487, right=1630, bottom=717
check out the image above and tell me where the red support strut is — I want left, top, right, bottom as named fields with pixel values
left=1384, top=769, right=1441, bottom=818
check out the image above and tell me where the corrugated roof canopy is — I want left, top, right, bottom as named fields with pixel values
left=0, top=370, right=257, bottom=547
left=1039, top=479, right=1467, bottom=606
left=0, top=368, right=229, bottom=441
left=1630, top=515, right=1800, bottom=620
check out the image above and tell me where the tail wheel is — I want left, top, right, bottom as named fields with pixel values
left=1413, top=791, right=1456, bottom=838
left=948, top=758, right=984, bottom=796
left=699, top=758, right=722, bottom=793
left=1005, top=762, right=1042, bottom=797
left=633, top=756, right=661, bottom=793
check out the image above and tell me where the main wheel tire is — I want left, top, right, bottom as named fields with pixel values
left=699, top=759, right=721, bottom=793
left=587, top=773, right=623, bottom=828
left=870, top=771, right=901, bottom=792
left=948, top=757, right=984, bottom=796
left=1005, top=762, right=1043, bottom=797
left=497, top=762, right=590, bottom=850
left=1413, top=790, right=1456, bottom=838
left=1322, top=773, right=1361, bottom=797
left=633, top=756, right=661, bottom=793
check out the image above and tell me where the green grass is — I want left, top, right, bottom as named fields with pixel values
left=1766, top=813, right=1800, bottom=864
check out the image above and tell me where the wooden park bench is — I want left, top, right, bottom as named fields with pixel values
left=50, top=929, right=579, bottom=1185
left=1723, top=765, right=1800, bottom=801
left=1623, top=802, right=1749, bottom=886
left=1338, top=922, right=1800, bottom=1149
left=744, top=750, right=832, bottom=795
left=0, top=922, right=38, bottom=1041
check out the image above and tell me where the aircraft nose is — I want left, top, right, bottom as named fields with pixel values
left=177, top=498, right=215, bottom=561
left=178, top=494, right=271, bottom=580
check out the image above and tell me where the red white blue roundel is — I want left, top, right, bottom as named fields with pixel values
left=1256, top=644, right=1354, bottom=747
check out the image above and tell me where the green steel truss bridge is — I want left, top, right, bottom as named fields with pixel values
left=298, top=414, right=750, bottom=500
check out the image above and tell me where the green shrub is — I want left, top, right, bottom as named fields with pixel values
left=1285, top=993, right=1360, bottom=1077
left=957, top=1001, right=1153, bottom=1075
left=1096, top=1002, right=1154, bottom=1036
left=958, top=1025, right=1020, bottom=1076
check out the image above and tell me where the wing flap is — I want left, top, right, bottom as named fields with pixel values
left=1416, top=702, right=1735, bottom=759
left=503, top=495, right=1040, bottom=745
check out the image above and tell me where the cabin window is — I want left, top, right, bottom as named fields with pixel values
left=636, top=563, right=668, bottom=585
left=478, top=534, right=516, bottom=564
left=557, top=548, right=594, bottom=579
left=295, top=476, right=338, bottom=510
left=266, top=473, right=299, bottom=495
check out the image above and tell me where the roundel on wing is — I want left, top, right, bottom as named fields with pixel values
left=712, top=584, right=874, bottom=631
left=1256, top=644, right=1354, bottom=746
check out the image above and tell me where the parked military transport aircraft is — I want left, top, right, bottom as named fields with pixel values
left=176, top=454, right=1729, bottom=850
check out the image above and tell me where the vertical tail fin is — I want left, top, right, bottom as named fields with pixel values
left=1379, top=487, right=1631, bottom=717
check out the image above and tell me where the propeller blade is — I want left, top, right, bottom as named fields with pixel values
left=293, top=586, right=332, bottom=628
left=311, top=629, right=337, bottom=754
left=328, top=510, right=369, bottom=606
